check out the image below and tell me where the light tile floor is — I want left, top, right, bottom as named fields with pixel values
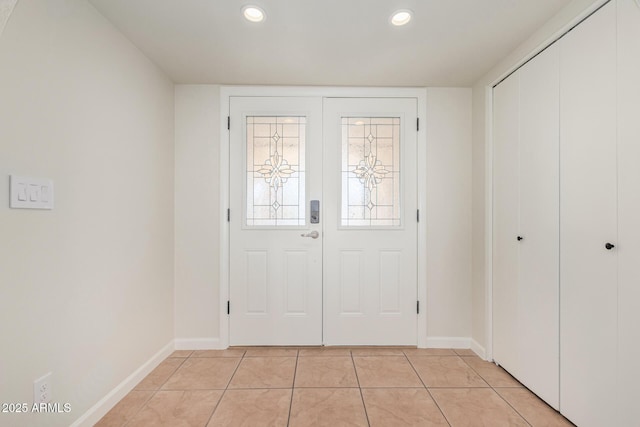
left=96, top=347, right=574, bottom=426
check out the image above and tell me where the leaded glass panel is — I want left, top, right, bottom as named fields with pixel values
left=341, top=117, right=401, bottom=227
left=246, top=116, right=306, bottom=227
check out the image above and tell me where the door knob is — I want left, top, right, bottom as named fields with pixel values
left=605, top=243, right=615, bottom=250
left=517, top=236, right=524, bottom=241
left=301, top=230, right=319, bottom=239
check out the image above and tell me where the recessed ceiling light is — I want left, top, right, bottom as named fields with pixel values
left=390, top=10, right=412, bottom=26
left=242, top=5, right=265, bottom=23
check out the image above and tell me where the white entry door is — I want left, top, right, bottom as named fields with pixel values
left=229, top=97, right=323, bottom=345
left=323, top=98, right=418, bottom=345
left=229, top=96, right=418, bottom=346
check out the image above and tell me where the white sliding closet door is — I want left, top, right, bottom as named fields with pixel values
left=617, top=0, right=640, bottom=425
left=518, top=44, right=560, bottom=410
left=492, top=44, right=560, bottom=410
left=559, top=3, right=618, bottom=426
left=492, top=74, right=520, bottom=377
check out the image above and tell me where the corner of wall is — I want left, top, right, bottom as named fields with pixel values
left=70, top=341, right=174, bottom=427
left=174, top=85, right=222, bottom=345
left=471, top=83, right=488, bottom=352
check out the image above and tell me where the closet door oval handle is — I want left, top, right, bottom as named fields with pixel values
left=605, top=243, right=615, bottom=250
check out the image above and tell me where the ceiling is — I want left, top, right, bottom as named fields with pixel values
left=88, top=0, right=573, bottom=86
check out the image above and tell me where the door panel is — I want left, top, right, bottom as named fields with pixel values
left=493, top=43, right=560, bottom=411
left=518, top=43, right=560, bottom=410
left=559, top=3, right=618, bottom=425
left=492, top=72, right=520, bottom=376
left=229, top=97, right=323, bottom=345
left=323, top=98, right=418, bottom=345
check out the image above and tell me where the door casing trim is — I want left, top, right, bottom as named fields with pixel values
left=219, top=86, right=428, bottom=348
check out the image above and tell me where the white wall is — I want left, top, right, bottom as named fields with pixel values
left=470, top=0, right=607, bottom=353
left=426, top=88, right=473, bottom=345
left=0, top=0, right=175, bottom=425
left=0, top=0, right=18, bottom=36
left=174, top=85, right=221, bottom=348
left=173, top=87, right=473, bottom=347
left=471, top=89, right=488, bottom=349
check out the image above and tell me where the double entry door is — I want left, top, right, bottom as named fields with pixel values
left=229, top=96, right=418, bottom=346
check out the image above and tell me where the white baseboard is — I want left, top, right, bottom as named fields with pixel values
left=70, top=340, right=174, bottom=427
left=174, top=337, right=222, bottom=350
left=470, top=339, right=487, bottom=360
left=425, top=336, right=471, bottom=349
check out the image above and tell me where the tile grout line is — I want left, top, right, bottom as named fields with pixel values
left=224, top=351, right=247, bottom=390
left=200, top=351, right=230, bottom=426
left=202, top=350, right=246, bottom=426
left=200, top=350, right=244, bottom=426
left=424, top=388, right=453, bottom=427
left=202, top=391, right=224, bottom=427
left=350, top=350, right=371, bottom=427
left=456, top=355, right=491, bottom=388
left=119, top=387, right=157, bottom=427
left=286, top=350, right=300, bottom=426
left=466, top=352, right=559, bottom=427
left=403, top=350, right=453, bottom=427
left=401, top=350, right=428, bottom=391
left=489, top=381, right=534, bottom=427
left=121, top=355, right=190, bottom=427
left=417, top=385, right=510, bottom=389
left=459, top=355, right=534, bottom=427
left=491, top=387, right=533, bottom=426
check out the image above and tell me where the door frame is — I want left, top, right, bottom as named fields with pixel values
left=219, top=86, right=427, bottom=348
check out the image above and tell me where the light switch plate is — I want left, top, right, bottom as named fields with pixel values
left=10, top=175, right=54, bottom=209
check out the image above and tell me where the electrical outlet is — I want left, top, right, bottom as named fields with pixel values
left=33, top=373, right=52, bottom=404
